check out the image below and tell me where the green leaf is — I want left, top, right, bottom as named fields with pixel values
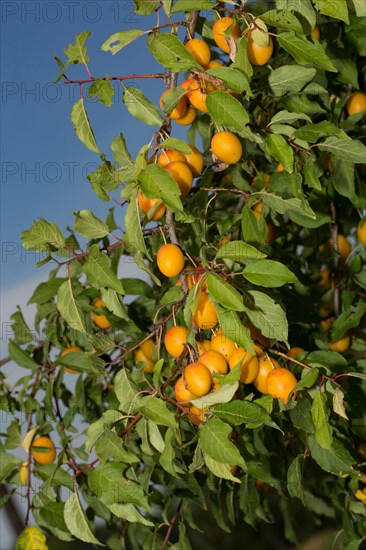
left=124, top=192, right=149, bottom=259
left=64, top=492, right=103, bottom=545
left=10, top=309, right=34, bottom=344
left=331, top=304, right=366, bottom=341
left=311, top=392, right=333, bottom=450
left=317, top=137, right=366, bottom=164
left=241, top=209, right=265, bottom=246
left=231, top=36, right=253, bottom=78
left=84, top=245, right=124, bottom=293
left=276, top=0, right=316, bottom=27
left=207, top=273, right=246, bottom=312
left=294, top=368, right=319, bottom=391
left=74, top=210, right=110, bottom=239
left=108, top=503, right=153, bottom=526
left=266, top=134, right=294, bottom=172
left=95, top=430, right=139, bottom=463
left=158, top=137, right=192, bottom=154
left=114, top=369, right=141, bottom=414
left=159, top=428, right=185, bottom=478
left=216, top=309, right=255, bottom=355
left=258, top=192, right=316, bottom=219
left=88, top=78, right=114, bottom=107
left=22, top=218, right=65, bottom=252
left=139, top=396, right=177, bottom=428
left=203, top=454, right=241, bottom=483
left=191, top=382, right=239, bottom=408
left=308, top=436, right=355, bottom=475
left=147, top=33, right=198, bottom=72
left=206, top=67, right=250, bottom=95
left=170, top=0, right=215, bottom=13
left=199, top=418, right=245, bottom=467
left=101, top=289, right=128, bottom=320
left=64, top=31, right=90, bottom=65
left=0, top=452, right=22, bottom=482
left=277, top=32, right=337, bottom=72
left=39, top=503, right=68, bottom=534
left=287, top=456, right=304, bottom=500
left=268, top=66, right=316, bottom=97
left=71, top=99, right=99, bottom=153
left=160, top=86, right=187, bottom=116
left=243, top=260, right=298, bottom=288
left=216, top=240, right=266, bottom=263
left=350, top=0, right=366, bottom=16
left=303, top=160, right=322, bottom=191
left=294, top=121, right=346, bottom=142
left=333, top=387, right=348, bottom=420
left=313, top=0, right=349, bottom=23
left=261, top=9, right=303, bottom=32
left=269, top=110, right=311, bottom=125
left=57, top=350, right=96, bottom=374
left=86, top=410, right=124, bottom=452
left=16, top=526, right=49, bottom=550
left=246, top=290, right=289, bottom=343
left=148, top=420, right=165, bottom=453
left=123, top=87, right=163, bottom=127
left=101, top=29, right=145, bottom=55
left=88, top=462, right=149, bottom=508
left=111, top=133, right=134, bottom=173
left=5, top=419, right=22, bottom=449
left=206, top=91, right=249, bottom=134
left=215, top=401, right=269, bottom=426
left=331, top=159, right=355, bottom=200
left=57, top=280, right=87, bottom=335
left=28, top=278, right=66, bottom=305
left=8, top=341, right=39, bottom=370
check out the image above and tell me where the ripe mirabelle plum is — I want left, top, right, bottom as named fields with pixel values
left=287, top=347, right=306, bottom=360
left=246, top=32, right=273, bottom=65
left=186, top=78, right=215, bottom=113
left=166, top=161, right=193, bottom=197
left=197, top=340, right=211, bottom=355
left=253, top=356, right=280, bottom=394
left=187, top=406, right=207, bottom=426
left=186, top=266, right=207, bottom=291
left=328, top=234, right=351, bottom=261
left=184, top=145, right=204, bottom=178
left=210, top=330, right=236, bottom=359
left=174, top=376, right=197, bottom=404
left=184, top=362, right=212, bottom=397
left=61, top=346, right=82, bottom=374
left=193, top=292, right=218, bottom=330
left=159, top=89, right=188, bottom=120
left=92, top=298, right=111, bottom=329
left=310, top=25, right=321, bottom=40
left=134, top=339, right=155, bottom=373
left=31, top=436, right=56, bottom=465
left=266, top=367, right=298, bottom=405
left=276, top=163, right=284, bottom=172
left=157, top=149, right=186, bottom=168
left=358, top=219, right=366, bottom=246
left=329, top=333, right=351, bottom=353
left=207, top=60, right=224, bottom=69
left=211, top=131, right=242, bottom=164
left=185, top=38, right=211, bottom=68
left=157, top=244, right=185, bottom=277
left=164, top=326, right=188, bottom=358
left=198, top=350, right=228, bottom=375
left=228, top=347, right=259, bottom=384
left=138, top=192, right=165, bottom=220
left=346, top=92, right=366, bottom=117
left=175, top=106, right=197, bottom=126
left=212, top=17, right=240, bottom=54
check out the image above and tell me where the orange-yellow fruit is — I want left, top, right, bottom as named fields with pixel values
left=247, top=33, right=273, bottom=65
left=266, top=367, right=298, bottom=405
left=207, top=60, right=224, bottom=69
left=287, top=347, right=306, bottom=360
left=138, top=192, right=165, bottom=220
left=92, top=298, right=111, bottom=329
left=320, top=316, right=333, bottom=333
left=184, top=362, right=212, bottom=397
left=197, top=340, right=211, bottom=354
left=346, top=92, right=366, bottom=117
left=166, top=161, right=193, bottom=197
left=180, top=77, right=194, bottom=91
left=174, top=376, right=197, bottom=404
left=187, top=406, right=207, bottom=426
left=31, top=436, right=56, bottom=465
left=210, top=332, right=236, bottom=359
left=20, top=462, right=28, bottom=485
left=185, top=38, right=211, bottom=68
left=186, top=78, right=215, bottom=113
left=175, top=106, right=197, bottom=126
left=252, top=201, right=263, bottom=220
left=193, top=292, right=218, bottom=330
left=186, top=266, right=207, bottom=291
left=159, top=89, right=188, bottom=120
left=276, top=163, right=284, bottom=172
left=355, top=488, right=366, bottom=504
left=310, top=25, right=321, bottom=40
left=61, top=346, right=82, bottom=374
left=141, top=339, right=154, bottom=358
left=319, top=266, right=331, bottom=287
left=157, top=149, right=186, bottom=168
left=328, top=234, right=351, bottom=261
left=198, top=350, right=228, bottom=375
left=134, top=339, right=155, bottom=373
left=228, top=347, right=259, bottom=384
left=212, top=17, right=241, bottom=54
left=184, top=145, right=204, bottom=178
left=211, top=131, right=242, bottom=164
left=252, top=173, right=270, bottom=190
left=329, top=333, right=351, bottom=353
left=164, top=326, right=188, bottom=358
left=253, top=356, right=280, bottom=394
left=157, top=244, right=185, bottom=277
left=357, top=219, right=366, bottom=246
